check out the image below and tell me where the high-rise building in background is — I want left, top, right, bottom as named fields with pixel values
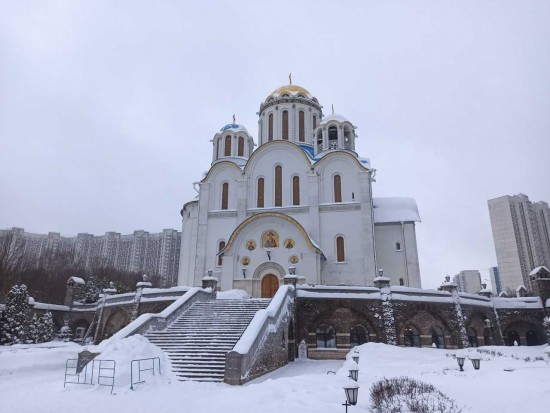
left=0, top=227, right=181, bottom=287
left=488, top=194, right=550, bottom=293
left=488, top=266, right=502, bottom=295
left=453, top=270, right=482, bottom=294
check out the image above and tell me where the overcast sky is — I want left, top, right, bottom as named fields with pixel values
left=1, top=1, right=549, bottom=289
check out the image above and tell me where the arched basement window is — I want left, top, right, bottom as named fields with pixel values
left=350, top=325, right=368, bottom=347
left=224, top=136, right=231, bottom=156
left=298, top=110, right=305, bottom=142
left=237, top=136, right=244, bottom=156
left=292, top=176, right=300, bottom=205
left=268, top=113, right=274, bottom=141
left=275, top=165, right=282, bottom=207
left=217, top=241, right=225, bottom=266
left=257, top=178, right=265, bottom=208
left=316, top=324, right=336, bottom=348
left=221, top=182, right=229, bottom=210
left=334, top=175, right=342, bottom=203
left=282, top=110, right=289, bottom=140
left=336, top=236, right=345, bottom=262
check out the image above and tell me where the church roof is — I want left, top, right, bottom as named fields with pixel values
left=372, top=197, right=421, bottom=223
left=219, top=123, right=249, bottom=133
left=267, top=84, right=313, bottom=100
left=320, top=113, right=350, bottom=124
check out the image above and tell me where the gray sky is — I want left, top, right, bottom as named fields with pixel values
left=1, top=1, right=549, bottom=289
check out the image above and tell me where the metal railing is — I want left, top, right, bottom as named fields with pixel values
left=130, top=357, right=161, bottom=390
left=64, top=359, right=116, bottom=394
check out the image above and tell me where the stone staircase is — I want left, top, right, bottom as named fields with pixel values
left=144, top=298, right=270, bottom=382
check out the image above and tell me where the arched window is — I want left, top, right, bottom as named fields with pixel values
left=237, top=136, right=244, bottom=156
left=431, top=326, right=446, bottom=348
left=399, top=278, right=404, bottom=286
left=350, top=325, right=368, bottom=347
left=268, top=113, right=274, bottom=141
left=221, top=182, right=229, bottom=210
left=507, top=330, right=520, bottom=346
left=396, top=242, right=401, bottom=251
left=282, top=110, right=289, bottom=140
left=316, top=324, right=336, bottom=348
left=403, top=326, right=420, bottom=347
left=313, top=114, right=317, bottom=130
left=217, top=241, right=226, bottom=266
left=275, top=165, right=282, bottom=207
left=468, top=327, right=478, bottom=347
left=328, top=125, right=338, bottom=149
left=257, top=178, right=265, bottom=208
left=333, top=175, right=342, bottom=203
left=336, top=236, right=345, bottom=262
left=224, top=136, right=231, bottom=156
left=298, top=110, right=305, bottom=142
left=292, top=176, right=300, bottom=206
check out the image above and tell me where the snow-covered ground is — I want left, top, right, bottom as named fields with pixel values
left=1, top=339, right=549, bottom=412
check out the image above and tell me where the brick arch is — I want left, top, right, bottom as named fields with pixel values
left=502, top=320, right=545, bottom=346
left=310, top=305, right=380, bottom=348
left=465, top=312, right=492, bottom=346
left=103, top=308, right=131, bottom=340
left=400, top=310, right=454, bottom=347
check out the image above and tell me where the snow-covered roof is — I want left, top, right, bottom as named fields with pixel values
left=68, top=276, right=85, bottom=285
left=529, top=266, right=549, bottom=276
left=373, top=197, right=421, bottom=223
left=219, top=123, right=249, bottom=134
left=320, top=113, right=350, bottom=124
left=492, top=297, right=542, bottom=309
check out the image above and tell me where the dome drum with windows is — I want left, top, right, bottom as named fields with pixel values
left=212, top=123, right=255, bottom=164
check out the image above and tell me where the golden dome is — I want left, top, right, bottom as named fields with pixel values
left=267, top=84, right=313, bottom=100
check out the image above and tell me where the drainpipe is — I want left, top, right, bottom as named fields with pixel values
left=369, top=169, right=377, bottom=283
left=400, top=221, right=410, bottom=286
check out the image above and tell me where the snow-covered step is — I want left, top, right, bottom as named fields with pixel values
left=143, top=298, right=269, bottom=382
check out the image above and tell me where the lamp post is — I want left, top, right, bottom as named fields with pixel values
left=344, top=360, right=359, bottom=382
left=456, top=356, right=465, bottom=371
left=342, top=380, right=359, bottom=413
left=288, top=264, right=296, bottom=275
left=352, top=351, right=359, bottom=364
left=470, top=354, right=481, bottom=370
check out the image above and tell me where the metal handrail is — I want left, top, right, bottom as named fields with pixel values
left=130, top=357, right=161, bottom=390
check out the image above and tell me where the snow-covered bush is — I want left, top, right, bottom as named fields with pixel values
left=37, top=311, right=54, bottom=342
left=56, top=320, right=73, bottom=341
left=0, top=284, right=30, bottom=345
left=25, top=313, right=41, bottom=343
left=369, top=377, right=463, bottom=413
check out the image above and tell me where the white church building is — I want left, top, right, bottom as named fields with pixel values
left=177, top=82, right=422, bottom=297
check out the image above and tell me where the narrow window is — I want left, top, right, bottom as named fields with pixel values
left=292, top=176, right=300, bottom=205
left=257, top=178, right=265, bottom=208
left=313, top=114, right=317, bottom=130
left=333, top=175, right=342, bottom=203
left=268, top=113, right=274, bottom=141
left=275, top=165, right=282, bottom=207
left=399, top=278, right=404, bottom=286
left=396, top=242, right=401, bottom=251
left=224, top=136, right=231, bottom=156
left=282, top=110, right=289, bottom=140
left=217, top=241, right=226, bottom=266
left=238, top=136, right=244, bottom=156
left=221, top=182, right=229, bottom=210
left=298, top=111, right=305, bottom=142
left=336, top=236, right=345, bottom=262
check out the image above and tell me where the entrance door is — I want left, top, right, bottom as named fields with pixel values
left=261, top=274, right=279, bottom=298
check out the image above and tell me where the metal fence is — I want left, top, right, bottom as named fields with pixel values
left=64, top=359, right=116, bottom=394
left=130, top=357, right=162, bottom=390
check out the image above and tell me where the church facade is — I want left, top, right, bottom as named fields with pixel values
left=177, top=83, right=422, bottom=297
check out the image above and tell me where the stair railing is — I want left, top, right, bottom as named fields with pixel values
left=225, top=285, right=294, bottom=385
left=94, top=287, right=213, bottom=351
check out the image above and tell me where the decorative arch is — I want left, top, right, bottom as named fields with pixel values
left=243, top=141, right=312, bottom=175
left=252, top=261, right=286, bottom=279
left=200, top=161, right=242, bottom=183
left=219, top=212, right=325, bottom=258
left=313, top=151, right=369, bottom=173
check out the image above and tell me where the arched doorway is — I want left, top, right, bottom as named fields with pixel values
left=508, top=330, right=521, bottom=346
left=261, top=274, right=279, bottom=298
left=526, top=331, right=540, bottom=346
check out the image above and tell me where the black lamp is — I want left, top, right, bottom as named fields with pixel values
left=242, top=266, right=247, bottom=278
left=266, top=248, right=271, bottom=261
left=456, top=356, right=465, bottom=371
left=343, top=381, right=359, bottom=413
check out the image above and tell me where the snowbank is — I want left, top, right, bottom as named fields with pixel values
left=91, top=335, right=174, bottom=392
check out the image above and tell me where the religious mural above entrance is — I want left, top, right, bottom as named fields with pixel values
left=262, top=230, right=279, bottom=248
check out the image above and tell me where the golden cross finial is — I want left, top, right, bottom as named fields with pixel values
left=232, top=114, right=236, bottom=124
left=289, top=73, right=292, bottom=85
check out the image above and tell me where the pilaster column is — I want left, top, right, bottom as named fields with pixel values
left=374, top=272, right=397, bottom=345
left=440, top=277, right=469, bottom=348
